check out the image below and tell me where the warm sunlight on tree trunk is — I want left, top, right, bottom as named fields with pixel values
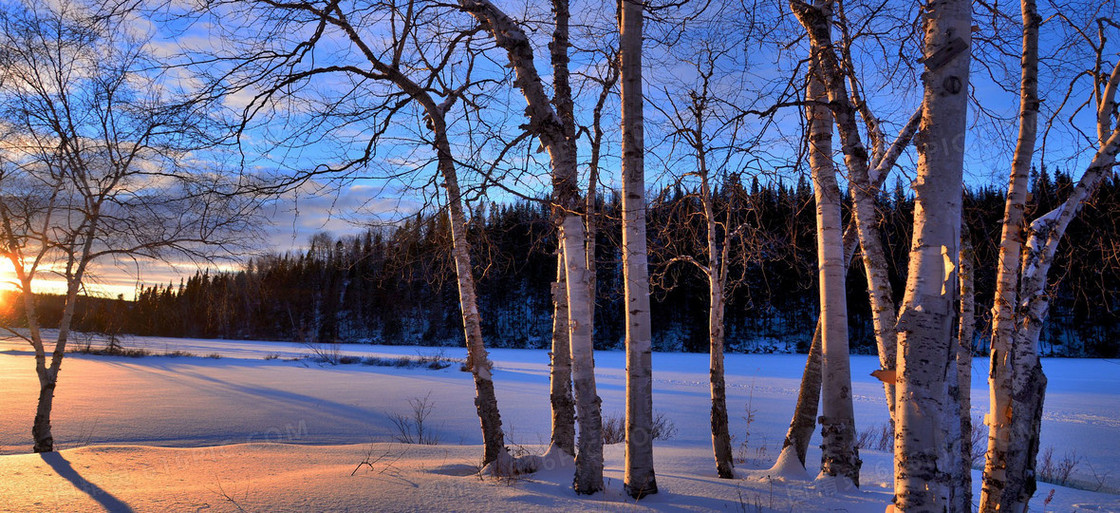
left=892, top=0, right=971, bottom=508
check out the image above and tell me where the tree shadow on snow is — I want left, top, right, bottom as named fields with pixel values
left=40, top=452, right=134, bottom=513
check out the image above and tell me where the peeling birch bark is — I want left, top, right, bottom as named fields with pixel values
left=891, top=0, right=971, bottom=508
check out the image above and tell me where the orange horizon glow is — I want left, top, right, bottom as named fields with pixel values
left=0, top=258, right=143, bottom=301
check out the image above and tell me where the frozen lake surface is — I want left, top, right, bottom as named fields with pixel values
left=1, top=334, right=1117, bottom=511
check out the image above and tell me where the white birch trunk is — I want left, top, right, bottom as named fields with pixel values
left=791, top=2, right=922, bottom=433
left=445, top=181, right=507, bottom=467
left=776, top=219, right=859, bottom=470
left=436, top=134, right=509, bottom=467
left=549, top=256, right=575, bottom=456
left=892, top=0, right=971, bottom=508
left=996, top=119, right=1120, bottom=512
left=777, top=322, right=823, bottom=468
left=693, top=111, right=734, bottom=479
left=806, top=61, right=860, bottom=486
left=619, top=0, right=656, bottom=499
left=982, top=5, right=1120, bottom=510
left=980, top=1, right=1040, bottom=509
left=25, top=205, right=100, bottom=452
left=549, top=0, right=579, bottom=462
left=953, top=226, right=976, bottom=512
left=708, top=271, right=733, bottom=478
left=562, top=216, right=604, bottom=494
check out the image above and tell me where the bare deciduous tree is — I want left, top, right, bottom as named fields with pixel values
left=982, top=5, right=1120, bottom=510
left=458, top=0, right=604, bottom=491
left=652, top=44, right=757, bottom=479
left=187, top=0, right=518, bottom=468
left=0, top=0, right=253, bottom=452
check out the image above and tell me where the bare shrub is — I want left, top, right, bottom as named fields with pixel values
left=351, top=443, right=405, bottom=476
left=361, top=354, right=461, bottom=370
left=602, top=414, right=624, bottom=445
left=855, top=425, right=876, bottom=451
left=854, top=422, right=893, bottom=452
left=652, top=412, right=678, bottom=441
left=305, top=341, right=341, bottom=365
left=416, top=348, right=455, bottom=370
left=1038, top=446, right=1079, bottom=486
left=969, top=417, right=986, bottom=466
left=1085, top=462, right=1115, bottom=492
left=74, top=345, right=150, bottom=358
left=601, top=411, right=676, bottom=445
left=391, top=393, right=439, bottom=445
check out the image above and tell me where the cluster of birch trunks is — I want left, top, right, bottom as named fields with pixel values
left=4, top=0, right=1118, bottom=511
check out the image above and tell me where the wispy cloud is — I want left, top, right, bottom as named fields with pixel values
left=0, top=180, right=420, bottom=300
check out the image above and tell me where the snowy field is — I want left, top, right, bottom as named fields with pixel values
left=1, top=334, right=1118, bottom=512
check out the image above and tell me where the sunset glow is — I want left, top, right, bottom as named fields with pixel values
left=0, top=258, right=17, bottom=294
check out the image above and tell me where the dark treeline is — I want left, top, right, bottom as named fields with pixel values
left=14, top=168, right=1119, bottom=357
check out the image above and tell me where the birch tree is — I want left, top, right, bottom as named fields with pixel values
left=549, top=256, right=575, bottom=456
left=791, top=0, right=927, bottom=485
left=0, top=0, right=252, bottom=452
left=653, top=46, right=755, bottom=479
left=551, top=45, right=618, bottom=458
left=979, top=1, right=1040, bottom=503
left=952, top=223, right=976, bottom=512
left=981, top=7, right=1120, bottom=510
left=891, top=0, right=971, bottom=508
left=803, top=53, right=861, bottom=485
left=458, top=0, right=604, bottom=492
left=776, top=0, right=924, bottom=482
left=791, top=1, right=924, bottom=433
left=619, top=0, right=657, bottom=498
left=187, top=0, right=517, bottom=468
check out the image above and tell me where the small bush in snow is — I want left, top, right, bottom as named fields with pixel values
left=391, top=393, right=439, bottom=445
left=854, top=422, right=894, bottom=452
left=304, top=341, right=342, bottom=365
left=969, top=418, right=986, bottom=466
left=1039, top=446, right=1080, bottom=486
left=359, top=354, right=458, bottom=370
left=602, top=415, right=624, bottom=445
left=73, top=345, right=150, bottom=358
left=601, top=412, right=676, bottom=444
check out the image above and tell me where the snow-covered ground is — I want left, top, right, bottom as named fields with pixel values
left=1, top=334, right=1117, bottom=512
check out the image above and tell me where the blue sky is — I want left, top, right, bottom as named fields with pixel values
left=3, top=0, right=1116, bottom=300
